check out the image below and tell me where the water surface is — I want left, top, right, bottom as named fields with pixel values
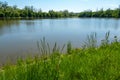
left=0, top=18, right=120, bottom=63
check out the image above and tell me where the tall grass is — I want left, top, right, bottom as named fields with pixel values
left=37, top=37, right=65, bottom=56
left=0, top=32, right=120, bottom=80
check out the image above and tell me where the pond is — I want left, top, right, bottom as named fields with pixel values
left=0, top=18, right=120, bottom=63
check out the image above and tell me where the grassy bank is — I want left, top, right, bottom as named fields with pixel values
left=0, top=33, right=120, bottom=80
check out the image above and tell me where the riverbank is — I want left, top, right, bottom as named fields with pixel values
left=0, top=34, right=120, bottom=80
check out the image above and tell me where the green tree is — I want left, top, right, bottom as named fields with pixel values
left=63, top=10, right=69, bottom=17
left=105, top=8, right=112, bottom=17
left=49, top=10, right=56, bottom=17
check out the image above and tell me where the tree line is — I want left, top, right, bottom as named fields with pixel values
left=0, top=1, right=77, bottom=18
left=78, top=8, right=120, bottom=18
left=0, top=1, right=120, bottom=18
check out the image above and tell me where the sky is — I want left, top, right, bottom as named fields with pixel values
left=1, top=0, right=120, bottom=12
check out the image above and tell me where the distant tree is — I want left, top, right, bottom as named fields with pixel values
left=49, top=10, right=56, bottom=17
left=0, top=12, right=4, bottom=17
left=105, top=8, right=112, bottom=17
left=38, top=9, right=43, bottom=17
left=63, top=10, right=69, bottom=17
left=118, top=5, right=120, bottom=18
left=0, top=1, right=3, bottom=8
left=2, top=1, right=8, bottom=9
left=98, top=8, right=105, bottom=17
left=0, top=1, right=120, bottom=18
left=79, top=10, right=92, bottom=17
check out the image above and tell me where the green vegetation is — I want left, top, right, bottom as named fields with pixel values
left=78, top=8, right=120, bottom=18
left=0, top=1, right=76, bottom=18
left=0, top=33, right=120, bottom=80
left=0, top=1, right=120, bottom=18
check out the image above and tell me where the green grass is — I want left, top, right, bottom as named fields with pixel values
left=0, top=33, right=120, bottom=80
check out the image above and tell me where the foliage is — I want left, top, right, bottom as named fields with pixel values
left=0, top=1, right=76, bottom=18
left=78, top=7, right=120, bottom=18
left=0, top=1, right=120, bottom=18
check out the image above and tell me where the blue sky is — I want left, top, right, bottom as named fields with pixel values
left=1, top=0, right=120, bottom=12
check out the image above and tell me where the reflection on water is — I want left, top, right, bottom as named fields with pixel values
left=0, top=20, right=20, bottom=35
left=0, top=18, right=120, bottom=36
left=0, top=18, right=120, bottom=63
